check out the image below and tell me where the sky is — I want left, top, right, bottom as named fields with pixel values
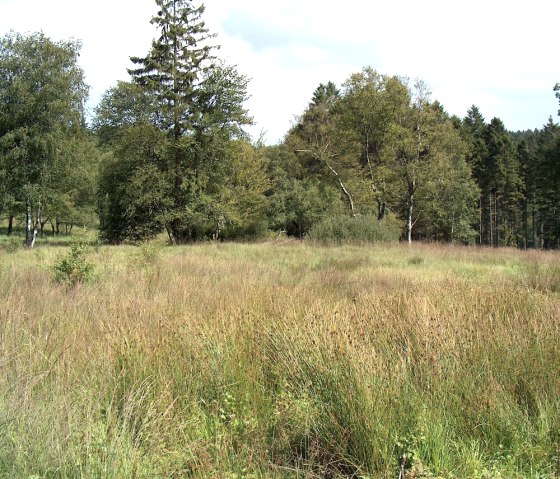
left=0, top=0, right=558, bottom=144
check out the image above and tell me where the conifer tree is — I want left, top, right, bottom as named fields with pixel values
left=535, top=118, right=560, bottom=247
left=128, top=0, right=215, bottom=243
left=462, top=106, right=489, bottom=244
left=95, top=0, right=256, bottom=244
left=483, top=118, right=524, bottom=246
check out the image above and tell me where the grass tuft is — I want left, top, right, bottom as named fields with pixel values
left=0, top=241, right=558, bottom=477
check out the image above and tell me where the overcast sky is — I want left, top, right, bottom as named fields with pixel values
left=1, top=0, right=558, bottom=143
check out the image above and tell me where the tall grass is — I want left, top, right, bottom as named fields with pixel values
left=0, top=241, right=559, bottom=478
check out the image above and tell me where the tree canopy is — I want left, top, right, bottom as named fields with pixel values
left=0, top=32, right=95, bottom=247
left=95, top=0, right=263, bottom=244
left=1, top=5, right=559, bottom=249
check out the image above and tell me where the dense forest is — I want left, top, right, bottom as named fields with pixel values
left=1, top=0, right=559, bottom=248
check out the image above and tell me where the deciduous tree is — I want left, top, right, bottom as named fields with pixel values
left=0, top=32, right=89, bottom=247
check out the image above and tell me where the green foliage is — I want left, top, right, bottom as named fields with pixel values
left=0, top=32, right=96, bottom=247
left=94, top=2, right=258, bottom=244
left=1, top=235, right=22, bottom=253
left=92, top=81, right=155, bottom=146
left=132, top=241, right=165, bottom=268
left=284, top=69, right=480, bottom=245
left=97, top=124, right=171, bottom=243
left=268, top=178, right=346, bottom=238
left=308, top=214, right=402, bottom=243
left=53, top=242, right=96, bottom=286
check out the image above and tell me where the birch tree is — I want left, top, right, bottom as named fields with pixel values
left=0, top=32, right=88, bottom=247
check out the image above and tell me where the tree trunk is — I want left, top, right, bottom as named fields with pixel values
left=7, top=216, right=13, bottom=236
left=166, top=226, right=176, bottom=245
left=522, top=202, right=527, bottom=249
left=25, top=200, right=40, bottom=249
left=324, top=159, right=355, bottom=217
left=478, top=196, right=482, bottom=245
left=406, top=179, right=415, bottom=244
left=30, top=223, right=38, bottom=249
left=377, top=200, right=386, bottom=221
left=451, top=214, right=455, bottom=244
left=495, top=194, right=500, bottom=247
left=531, top=211, right=535, bottom=249
left=40, top=218, right=48, bottom=238
left=30, top=202, right=41, bottom=248
left=25, top=200, right=32, bottom=248
left=489, top=194, right=494, bottom=247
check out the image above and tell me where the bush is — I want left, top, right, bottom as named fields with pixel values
left=308, top=214, right=402, bottom=243
left=53, top=242, right=96, bottom=287
left=1, top=235, right=23, bottom=253
left=133, top=241, right=165, bottom=267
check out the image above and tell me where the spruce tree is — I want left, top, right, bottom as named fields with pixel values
left=129, top=0, right=215, bottom=138
left=536, top=118, right=560, bottom=247
left=128, top=0, right=215, bottom=243
left=125, top=0, right=252, bottom=243
left=462, top=106, right=489, bottom=244
left=483, top=118, right=524, bottom=246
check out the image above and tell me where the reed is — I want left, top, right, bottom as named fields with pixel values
left=0, top=241, right=558, bottom=478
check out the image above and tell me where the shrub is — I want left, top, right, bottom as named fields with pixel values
left=2, top=235, right=23, bottom=253
left=133, top=241, right=164, bottom=268
left=308, top=214, right=402, bottom=243
left=53, top=242, right=96, bottom=286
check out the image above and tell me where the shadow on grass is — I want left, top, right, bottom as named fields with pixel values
left=0, top=226, right=96, bottom=248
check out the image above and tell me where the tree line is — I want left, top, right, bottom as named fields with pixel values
left=1, top=0, right=559, bottom=248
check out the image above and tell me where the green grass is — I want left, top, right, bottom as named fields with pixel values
left=0, top=240, right=559, bottom=478
left=0, top=224, right=97, bottom=251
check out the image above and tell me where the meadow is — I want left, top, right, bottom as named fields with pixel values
left=0, top=238, right=559, bottom=478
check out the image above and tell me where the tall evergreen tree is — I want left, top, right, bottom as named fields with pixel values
left=462, top=105, right=488, bottom=244
left=311, top=81, right=340, bottom=108
left=516, top=129, right=540, bottom=248
left=128, top=0, right=216, bottom=243
left=483, top=118, right=524, bottom=246
left=97, top=0, right=256, bottom=243
left=535, top=118, right=560, bottom=247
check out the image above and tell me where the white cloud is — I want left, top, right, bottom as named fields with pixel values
left=1, top=0, right=558, bottom=142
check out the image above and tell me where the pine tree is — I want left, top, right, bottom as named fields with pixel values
left=483, top=118, right=524, bottom=246
left=128, top=0, right=215, bottom=243
left=123, top=0, right=252, bottom=243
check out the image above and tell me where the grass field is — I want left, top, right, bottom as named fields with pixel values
left=0, top=239, right=559, bottom=478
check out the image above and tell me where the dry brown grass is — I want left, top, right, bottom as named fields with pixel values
left=0, top=241, right=559, bottom=478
